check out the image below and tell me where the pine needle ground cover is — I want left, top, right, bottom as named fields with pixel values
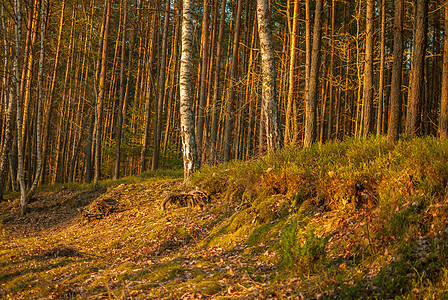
left=2, top=137, right=448, bottom=299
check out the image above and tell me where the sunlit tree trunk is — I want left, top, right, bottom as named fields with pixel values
left=441, top=0, right=448, bottom=139
left=377, top=0, right=386, bottom=136
left=285, top=0, right=299, bottom=145
left=180, top=0, right=199, bottom=180
left=196, top=0, right=210, bottom=159
left=94, top=0, right=112, bottom=189
left=0, top=5, right=15, bottom=201
left=114, top=0, right=128, bottom=179
left=362, top=0, right=374, bottom=137
left=257, top=0, right=282, bottom=152
left=140, top=12, right=158, bottom=173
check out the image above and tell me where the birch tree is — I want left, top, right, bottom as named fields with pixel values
left=256, top=0, right=282, bottom=152
left=179, top=0, right=199, bottom=180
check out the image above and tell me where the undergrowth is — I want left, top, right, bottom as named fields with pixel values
left=3, top=136, right=448, bottom=299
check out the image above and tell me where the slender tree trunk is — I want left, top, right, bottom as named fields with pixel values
left=327, top=0, right=336, bottom=140
left=285, top=0, right=299, bottom=145
left=406, top=0, right=428, bottom=136
left=304, top=0, right=323, bottom=148
left=94, top=0, right=111, bottom=189
left=41, top=0, right=65, bottom=184
left=223, top=0, right=243, bottom=161
left=114, top=0, right=128, bottom=179
left=377, top=0, right=386, bottom=136
left=441, top=0, right=448, bottom=139
left=180, top=0, right=199, bottom=181
left=152, top=0, right=171, bottom=170
left=305, top=0, right=311, bottom=116
left=387, top=0, right=404, bottom=144
left=209, top=0, right=227, bottom=163
left=0, top=5, right=15, bottom=200
left=140, top=12, right=158, bottom=173
left=257, top=0, right=282, bottom=152
left=362, top=0, right=374, bottom=137
left=196, top=0, right=210, bottom=159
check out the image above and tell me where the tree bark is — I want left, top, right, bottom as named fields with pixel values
left=257, top=0, right=282, bottom=152
left=285, top=0, right=299, bottom=145
left=209, top=0, right=227, bottom=163
left=304, top=0, right=323, bottom=148
left=196, top=0, right=210, bottom=159
left=140, top=12, right=158, bottom=173
left=114, top=0, right=128, bottom=179
left=152, top=0, right=171, bottom=170
left=406, top=0, right=428, bottom=137
left=441, top=0, right=448, bottom=139
left=94, top=0, right=111, bottom=189
left=223, top=0, right=243, bottom=161
left=180, top=0, right=200, bottom=181
left=377, top=0, right=386, bottom=136
left=362, top=0, right=374, bottom=137
left=387, top=0, right=404, bottom=144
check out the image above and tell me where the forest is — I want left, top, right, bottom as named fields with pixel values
left=3, top=0, right=448, bottom=298
left=1, top=0, right=447, bottom=212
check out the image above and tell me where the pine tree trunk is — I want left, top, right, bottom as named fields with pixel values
left=387, top=0, right=404, bottom=144
left=114, top=0, right=128, bottom=179
left=285, top=0, right=299, bottom=145
left=304, top=0, right=323, bottom=148
left=406, top=0, right=428, bottom=137
left=209, top=0, right=227, bottom=163
left=441, top=0, right=448, bottom=139
left=180, top=0, right=199, bottom=181
left=0, top=5, right=15, bottom=200
left=94, top=0, right=111, bottom=189
left=362, top=0, right=374, bottom=137
left=152, top=0, right=171, bottom=170
left=196, top=0, right=210, bottom=159
left=377, top=0, right=386, bottom=136
left=140, top=12, right=157, bottom=173
left=223, top=0, right=243, bottom=162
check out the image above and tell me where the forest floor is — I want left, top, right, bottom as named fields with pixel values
left=2, top=137, right=448, bottom=299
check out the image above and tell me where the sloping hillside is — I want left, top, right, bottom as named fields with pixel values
left=2, top=137, right=448, bottom=299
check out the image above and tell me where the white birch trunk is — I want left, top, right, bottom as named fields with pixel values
left=180, top=0, right=199, bottom=180
left=256, top=0, right=282, bottom=152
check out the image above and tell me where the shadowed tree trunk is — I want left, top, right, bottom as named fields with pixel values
left=152, top=0, right=171, bottom=171
left=387, top=0, right=404, bottom=144
left=223, top=0, right=243, bottom=162
left=209, top=0, right=227, bottom=163
left=304, top=0, right=323, bottom=148
left=406, top=0, right=428, bottom=137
